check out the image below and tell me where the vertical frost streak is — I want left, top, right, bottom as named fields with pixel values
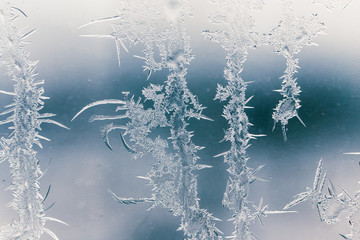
left=0, top=2, right=65, bottom=239
left=270, top=0, right=325, bottom=139
left=75, top=1, right=221, bottom=239
left=205, top=1, right=266, bottom=239
left=204, top=1, right=293, bottom=238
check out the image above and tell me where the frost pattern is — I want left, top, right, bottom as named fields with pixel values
left=74, top=1, right=221, bottom=239
left=269, top=0, right=325, bottom=140
left=284, top=158, right=360, bottom=239
left=79, top=0, right=192, bottom=76
left=313, top=0, right=352, bottom=10
left=204, top=1, right=292, bottom=239
left=0, top=2, right=67, bottom=239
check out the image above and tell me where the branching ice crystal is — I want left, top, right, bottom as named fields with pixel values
left=204, top=1, right=293, bottom=239
left=74, top=1, right=222, bottom=239
left=283, top=159, right=327, bottom=210
left=284, top=158, right=360, bottom=239
left=0, top=1, right=68, bottom=239
left=79, top=0, right=193, bottom=77
left=269, top=0, right=325, bottom=140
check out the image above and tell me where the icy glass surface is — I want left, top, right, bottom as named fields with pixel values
left=0, top=0, right=359, bottom=239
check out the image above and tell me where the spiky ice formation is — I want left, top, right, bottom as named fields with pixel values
left=0, top=2, right=68, bottom=239
left=204, top=1, right=292, bottom=239
left=284, top=158, right=360, bottom=239
left=74, top=1, right=221, bottom=239
left=270, top=0, right=325, bottom=140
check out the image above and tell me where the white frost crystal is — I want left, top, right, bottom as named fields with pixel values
left=204, top=0, right=292, bottom=239
left=75, top=0, right=221, bottom=239
left=269, top=0, right=325, bottom=140
left=0, top=2, right=67, bottom=239
left=285, top=158, right=360, bottom=239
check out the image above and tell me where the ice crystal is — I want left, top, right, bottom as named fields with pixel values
left=74, top=1, right=221, bottom=239
left=0, top=2, right=68, bottom=239
left=284, top=158, right=360, bottom=239
left=204, top=1, right=293, bottom=239
left=269, top=0, right=325, bottom=140
left=283, top=159, right=327, bottom=210
left=79, top=0, right=192, bottom=76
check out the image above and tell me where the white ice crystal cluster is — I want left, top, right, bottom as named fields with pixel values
left=204, top=0, right=292, bottom=239
left=284, top=159, right=360, bottom=240
left=205, top=0, right=325, bottom=141
left=74, top=0, right=222, bottom=239
left=79, top=0, right=193, bottom=77
left=0, top=1, right=67, bottom=239
left=74, top=0, right=353, bottom=238
left=269, top=0, right=325, bottom=140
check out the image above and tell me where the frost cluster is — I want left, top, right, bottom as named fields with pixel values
left=269, top=0, right=325, bottom=140
left=80, top=0, right=193, bottom=77
left=204, top=1, right=292, bottom=239
left=204, top=0, right=325, bottom=141
left=285, top=159, right=360, bottom=240
left=74, top=0, right=222, bottom=239
left=71, top=0, right=355, bottom=239
left=0, top=2, right=67, bottom=239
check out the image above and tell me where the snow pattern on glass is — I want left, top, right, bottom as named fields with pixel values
left=0, top=1, right=68, bottom=239
left=73, top=0, right=222, bottom=239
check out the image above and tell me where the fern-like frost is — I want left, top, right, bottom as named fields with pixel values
left=74, top=1, right=221, bottom=239
left=204, top=0, right=293, bottom=239
left=269, top=0, right=325, bottom=140
left=284, top=158, right=360, bottom=239
left=0, top=2, right=67, bottom=239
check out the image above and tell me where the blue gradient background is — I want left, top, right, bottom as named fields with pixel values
left=0, top=0, right=360, bottom=239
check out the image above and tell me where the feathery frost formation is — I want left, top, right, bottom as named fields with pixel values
left=204, top=1, right=292, bottom=239
left=284, top=159, right=360, bottom=239
left=75, top=0, right=221, bottom=239
left=0, top=2, right=67, bottom=239
left=269, top=0, right=325, bottom=140
left=282, top=1, right=358, bottom=238
left=79, top=0, right=192, bottom=76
